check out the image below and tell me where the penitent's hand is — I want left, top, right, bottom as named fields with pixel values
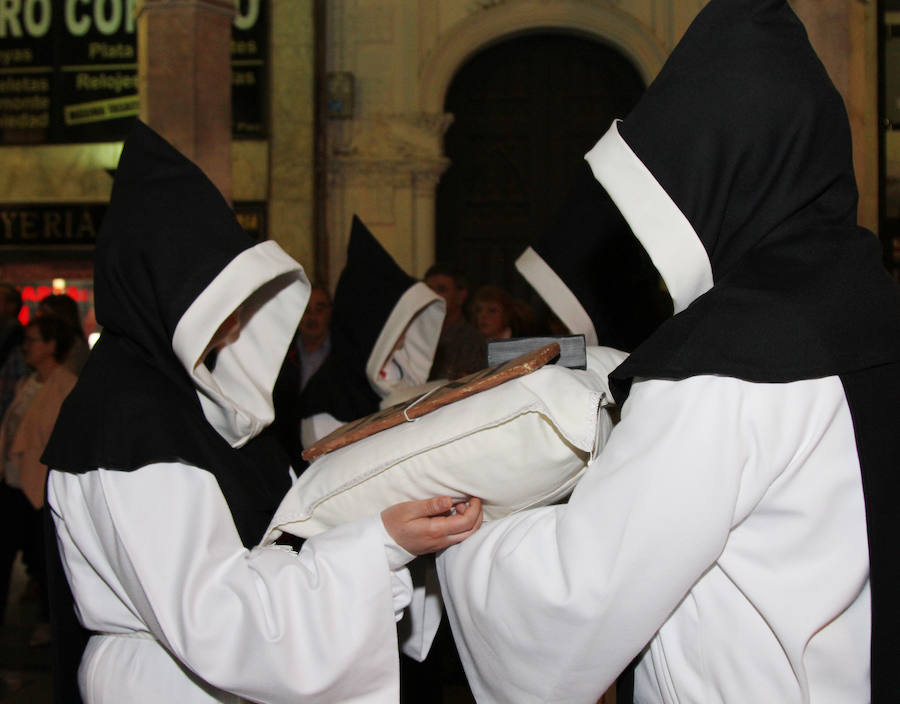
left=382, top=496, right=483, bottom=555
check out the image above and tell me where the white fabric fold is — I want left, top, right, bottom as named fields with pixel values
left=367, top=282, right=445, bottom=398
left=585, top=121, right=713, bottom=314
left=398, top=559, right=444, bottom=662
left=48, top=463, right=407, bottom=703
left=514, top=246, right=599, bottom=345
left=300, top=412, right=344, bottom=449
left=173, top=240, right=310, bottom=448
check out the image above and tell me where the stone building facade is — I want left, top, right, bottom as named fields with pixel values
left=0, top=0, right=891, bottom=297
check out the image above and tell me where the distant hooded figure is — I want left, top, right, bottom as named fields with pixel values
left=437, top=1, right=900, bottom=702
left=41, top=121, right=481, bottom=704
left=299, top=215, right=445, bottom=447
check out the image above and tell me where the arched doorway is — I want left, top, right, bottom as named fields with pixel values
left=435, top=33, right=645, bottom=309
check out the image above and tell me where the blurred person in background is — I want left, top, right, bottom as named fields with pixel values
left=296, top=284, right=332, bottom=392
left=0, top=283, right=27, bottom=422
left=272, top=284, right=334, bottom=470
left=424, top=264, right=485, bottom=380
left=471, top=284, right=513, bottom=340
left=0, top=316, right=76, bottom=645
left=38, top=294, right=90, bottom=375
left=0, top=282, right=29, bottom=626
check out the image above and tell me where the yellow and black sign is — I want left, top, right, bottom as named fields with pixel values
left=0, top=203, right=104, bottom=247
left=0, top=201, right=267, bottom=248
left=64, top=94, right=139, bottom=126
left=0, top=0, right=266, bottom=144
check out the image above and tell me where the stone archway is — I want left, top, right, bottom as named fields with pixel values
left=434, top=33, right=646, bottom=301
left=419, top=2, right=665, bottom=303
left=419, top=1, right=668, bottom=115
left=324, top=2, right=670, bottom=286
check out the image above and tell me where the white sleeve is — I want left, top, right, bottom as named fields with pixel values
left=398, top=558, right=444, bottom=661
left=49, top=462, right=409, bottom=703
left=436, top=376, right=793, bottom=703
left=378, top=515, right=416, bottom=620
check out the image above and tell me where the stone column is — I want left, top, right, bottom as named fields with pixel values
left=136, top=0, right=234, bottom=202
left=411, top=165, right=448, bottom=277
left=325, top=112, right=453, bottom=283
left=267, top=0, right=316, bottom=270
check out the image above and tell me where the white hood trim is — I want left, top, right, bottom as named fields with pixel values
left=585, top=120, right=713, bottom=314
left=366, top=282, right=446, bottom=398
left=515, top=246, right=599, bottom=346
left=173, top=240, right=310, bottom=448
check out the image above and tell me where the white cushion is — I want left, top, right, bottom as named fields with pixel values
left=264, top=346, right=628, bottom=541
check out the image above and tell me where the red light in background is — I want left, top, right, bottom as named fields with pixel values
left=15, top=283, right=94, bottom=327
left=66, top=286, right=89, bottom=302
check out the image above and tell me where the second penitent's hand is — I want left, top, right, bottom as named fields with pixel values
left=382, top=496, right=483, bottom=555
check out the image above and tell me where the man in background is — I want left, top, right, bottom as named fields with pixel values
left=424, top=264, right=485, bottom=380
left=296, top=284, right=332, bottom=392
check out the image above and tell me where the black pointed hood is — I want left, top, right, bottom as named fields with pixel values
left=618, top=0, right=856, bottom=284
left=575, top=0, right=900, bottom=398
left=300, top=215, right=444, bottom=426
left=92, top=120, right=257, bottom=369
left=333, top=215, right=419, bottom=373
left=43, top=120, right=309, bottom=539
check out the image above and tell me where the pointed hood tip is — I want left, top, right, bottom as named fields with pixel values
left=331, top=214, right=418, bottom=360
left=94, top=120, right=254, bottom=345
left=346, top=214, right=416, bottom=292
left=113, top=119, right=212, bottom=189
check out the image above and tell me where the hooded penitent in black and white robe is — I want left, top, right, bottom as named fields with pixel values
left=298, top=215, right=445, bottom=448
left=42, top=122, right=418, bottom=704
left=437, top=1, right=900, bottom=702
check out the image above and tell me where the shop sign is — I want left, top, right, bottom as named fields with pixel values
left=232, top=0, right=267, bottom=139
left=0, top=203, right=104, bottom=246
left=0, top=201, right=267, bottom=247
left=0, top=0, right=266, bottom=144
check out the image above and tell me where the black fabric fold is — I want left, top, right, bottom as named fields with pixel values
left=841, top=361, right=900, bottom=703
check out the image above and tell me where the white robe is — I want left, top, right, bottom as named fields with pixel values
left=48, top=463, right=415, bottom=704
left=437, top=374, right=870, bottom=703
